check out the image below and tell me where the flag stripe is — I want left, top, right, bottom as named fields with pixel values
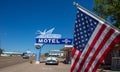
left=91, top=30, right=118, bottom=71
left=90, top=27, right=118, bottom=72
left=77, top=24, right=107, bottom=72
left=71, top=48, right=76, bottom=72
left=72, top=48, right=76, bottom=58
left=78, top=24, right=111, bottom=72
left=72, top=23, right=103, bottom=72
left=71, top=51, right=81, bottom=72
left=71, top=48, right=77, bottom=70
left=83, top=27, right=115, bottom=72
left=71, top=48, right=81, bottom=72
left=92, top=33, right=120, bottom=72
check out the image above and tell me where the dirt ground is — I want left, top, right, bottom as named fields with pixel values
left=0, top=56, right=71, bottom=72
left=0, top=56, right=34, bottom=68
left=0, top=56, right=111, bottom=72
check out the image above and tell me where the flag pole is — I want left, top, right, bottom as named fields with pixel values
left=73, top=2, right=105, bottom=23
left=73, top=2, right=120, bottom=32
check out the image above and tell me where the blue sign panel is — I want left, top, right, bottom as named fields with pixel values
left=36, top=38, right=73, bottom=45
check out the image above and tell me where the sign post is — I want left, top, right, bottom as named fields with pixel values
left=34, top=43, right=43, bottom=64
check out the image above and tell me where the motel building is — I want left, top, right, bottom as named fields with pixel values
left=105, top=44, right=120, bottom=70
left=48, top=50, right=64, bottom=57
left=61, top=44, right=120, bottom=70
left=61, top=45, right=73, bottom=64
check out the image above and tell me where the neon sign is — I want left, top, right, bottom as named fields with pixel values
left=35, top=28, right=72, bottom=45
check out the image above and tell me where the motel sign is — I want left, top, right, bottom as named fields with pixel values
left=36, top=38, right=72, bottom=45
left=35, top=28, right=73, bottom=45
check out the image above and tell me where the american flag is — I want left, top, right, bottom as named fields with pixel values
left=71, top=7, right=120, bottom=72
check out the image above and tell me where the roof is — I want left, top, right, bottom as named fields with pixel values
left=61, top=47, right=72, bottom=51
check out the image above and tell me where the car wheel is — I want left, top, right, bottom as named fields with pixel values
left=56, top=63, right=59, bottom=65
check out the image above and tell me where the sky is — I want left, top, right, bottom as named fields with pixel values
left=0, top=0, right=94, bottom=54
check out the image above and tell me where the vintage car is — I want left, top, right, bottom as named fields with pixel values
left=45, top=56, right=59, bottom=65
